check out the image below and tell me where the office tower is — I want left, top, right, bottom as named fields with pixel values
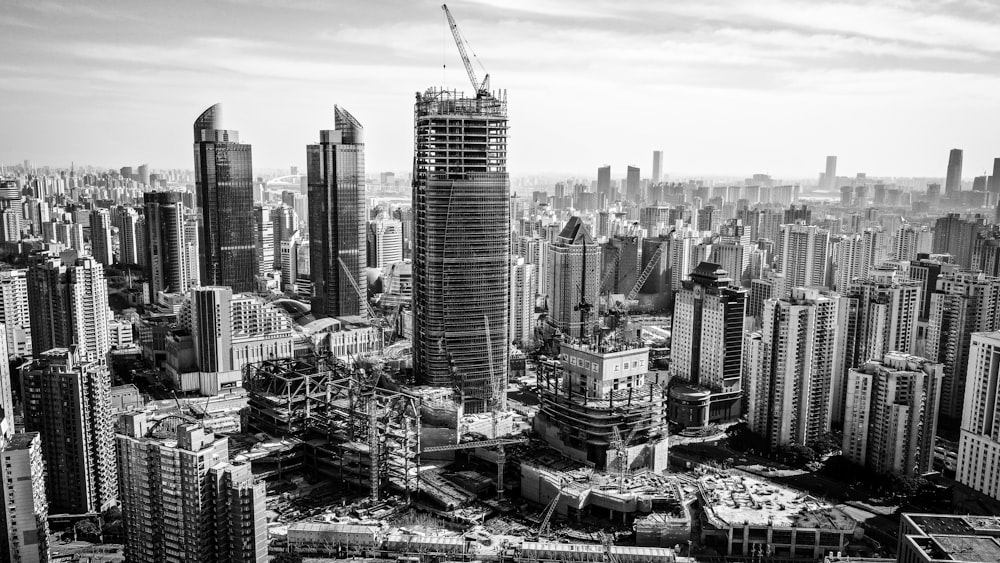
left=894, top=225, right=932, bottom=262
left=252, top=204, right=275, bottom=277
left=945, top=148, right=963, bottom=198
left=27, top=252, right=110, bottom=365
left=746, top=288, right=843, bottom=449
left=21, top=348, right=115, bottom=514
left=89, top=208, right=113, bottom=266
left=926, top=270, right=1000, bottom=420
left=932, top=213, right=981, bottom=268
left=137, top=163, right=149, bottom=185
left=670, top=262, right=746, bottom=421
left=831, top=229, right=885, bottom=292
left=411, top=88, right=510, bottom=412
left=0, top=432, right=49, bottom=563
left=117, top=413, right=267, bottom=562
left=955, top=332, right=1000, bottom=500
left=193, top=103, right=257, bottom=293
left=307, top=108, right=366, bottom=319
left=625, top=166, right=640, bottom=202
left=824, top=156, right=837, bottom=190
left=280, top=231, right=305, bottom=290
left=267, top=203, right=293, bottom=262
left=602, top=235, right=639, bottom=295
left=510, top=256, right=536, bottom=346
left=367, top=218, right=403, bottom=271
left=191, top=286, right=233, bottom=373
left=115, top=206, right=144, bottom=267
left=0, top=269, right=31, bottom=357
left=597, top=165, right=611, bottom=202
left=775, top=223, right=830, bottom=291
left=841, top=352, right=942, bottom=476
left=989, top=158, right=1000, bottom=199
left=144, top=191, right=193, bottom=299
left=546, top=217, right=601, bottom=339
left=652, top=150, right=663, bottom=184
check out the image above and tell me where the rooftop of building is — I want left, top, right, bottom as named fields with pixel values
left=923, top=535, right=1000, bottom=562
left=906, top=513, right=1000, bottom=536
left=3, top=432, right=39, bottom=450
left=700, top=474, right=855, bottom=531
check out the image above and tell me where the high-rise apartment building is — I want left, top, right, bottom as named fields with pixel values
left=20, top=348, right=115, bottom=514
left=546, top=217, right=601, bottom=339
left=117, top=413, right=267, bottom=562
left=709, top=221, right=753, bottom=286
left=0, top=269, right=31, bottom=357
left=894, top=225, right=933, bottom=262
left=193, top=103, right=257, bottom=293
left=932, top=213, right=981, bottom=269
left=144, top=191, right=195, bottom=299
left=0, top=432, right=49, bottom=563
left=835, top=267, right=922, bottom=422
left=842, top=352, right=942, bottom=476
left=367, top=218, right=403, bottom=271
left=670, top=262, right=746, bottom=421
left=831, top=229, right=885, bottom=292
left=115, top=206, right=144, bottom=267
left=27, top=251, right=110, bottom=364
left=411, top=88, right=510, bottom=412
left=955, top=331, right=1000, bottom=500
left=746, top=288, right=843, bottom=449
left=926, top=270, right=1000, bottom=420
left=510, top=256, right=537, bottom=346
left=945, top=148, right=963, bottom=198
left=271, top=204, right=296, bottom=271
left=651, top=151, right=663, bottom=184
left=307, top=107, right=367, bottom=319
left=253, top=205, right=275, bottom=277
left=775, top=223, right=830, bottom=292
left=89, top=208, right=114, bottom=266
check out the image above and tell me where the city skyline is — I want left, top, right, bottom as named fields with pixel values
left=3, top=0, right=1000, bottom=178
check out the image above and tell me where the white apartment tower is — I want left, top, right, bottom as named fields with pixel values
left=747, top=288, right=844, bottom=449
left=842, top=352, right=943, bottom=476
left=510, top=256, right=537, bottom=347
left=956, top=331, right=1000, bottom=500
left=775, top=223, right=830, bottom=292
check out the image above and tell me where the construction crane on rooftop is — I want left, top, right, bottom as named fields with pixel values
left=442, top=4, right=490, bottom=97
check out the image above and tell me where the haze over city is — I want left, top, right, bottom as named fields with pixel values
left=3, top=0, right=1000, bottom=177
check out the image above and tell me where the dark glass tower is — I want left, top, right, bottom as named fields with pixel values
left=193, top=104, right=257, bottom=293
left=945, top=148, right=963, bottom=198
left=412, top=89, right=510, bottom=413
left=307, top=106, right=367, bottom=319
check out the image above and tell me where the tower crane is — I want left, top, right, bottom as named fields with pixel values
left=442, top=4, right=490, bottom=96
left=536, top=478, right=567, bottom=538
left=625, top=228, right=675, bottom=301
left=610, top=423, right=642, bottom=493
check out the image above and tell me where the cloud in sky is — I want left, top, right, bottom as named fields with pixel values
left=1, top=0, right=999, bottom=179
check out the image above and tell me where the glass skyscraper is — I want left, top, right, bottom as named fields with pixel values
left=193, top=104, right=257, bottom=293
left=307, top=106, right=367, bottom=319
left=412, top=88, right=510, bottom=413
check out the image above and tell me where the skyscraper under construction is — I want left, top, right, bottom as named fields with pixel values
left=411, top=88, right=510, bottom=413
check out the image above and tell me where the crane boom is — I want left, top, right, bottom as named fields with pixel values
left=442, top=4, right=490, bottom=95
left=625, top=228, right=675, bottom=301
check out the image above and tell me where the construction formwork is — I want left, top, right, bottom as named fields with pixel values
left=243, top=354, right=421, bottom=502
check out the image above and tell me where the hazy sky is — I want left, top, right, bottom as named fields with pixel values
left=3, top=0, right=1000, bottom=179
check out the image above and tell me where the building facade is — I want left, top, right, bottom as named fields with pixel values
left=955, top=331, right=1000, bottom=501
left=193, top=103, right=257, bottom=293
left=307, top=106, right=367, bottom=319
left=411, top=88, right=510, bottom=412
left=546, top=217, right=601, bottom=339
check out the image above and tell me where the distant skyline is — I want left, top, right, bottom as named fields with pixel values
left=3, top=0, right=1000, bottom=178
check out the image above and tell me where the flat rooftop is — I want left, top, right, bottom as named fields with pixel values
left=700, top=474, right=855, bottom=531
left=928, top=535, right=1000, bottom=562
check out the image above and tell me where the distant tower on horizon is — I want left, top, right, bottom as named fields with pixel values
left=597, top=165, right=611, bottom=203
left=411, top=88, right=510, bottom=413
left=626, top=165, right=640, bottom=202
left=193, top=103, right=257, bottom=293
left=945, top=148, right=963, bottom=198
left=307, top=106, right=367, bottom=319
left=823, top=155, right=837, bottom=190
left=652, top=150, right=663, bottom=184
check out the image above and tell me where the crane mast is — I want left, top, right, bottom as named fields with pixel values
left=442, top=4, right=490, bottom=96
